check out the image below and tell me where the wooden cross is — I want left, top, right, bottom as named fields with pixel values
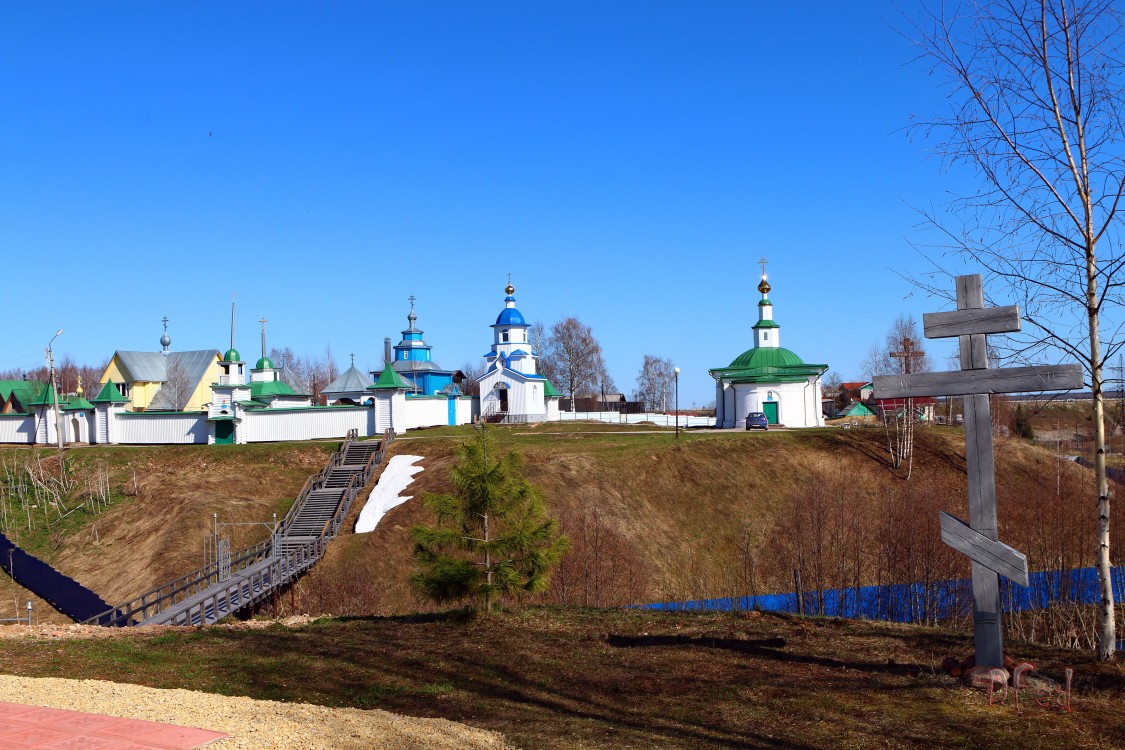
left=890, top=336, right=925, bottom=374
left=873, top=275, right=1082, bottom=668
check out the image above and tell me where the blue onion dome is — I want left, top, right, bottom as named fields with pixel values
left=495, top=307, right=526, bottom=326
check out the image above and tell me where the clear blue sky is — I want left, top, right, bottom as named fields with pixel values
left=0, top=2, right=974, bottom=406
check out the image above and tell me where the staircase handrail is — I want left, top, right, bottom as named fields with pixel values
left=275, top=464, right=330, bottom=537
left=320, top=474, right=359, bottom=538
left=90, top=433, right=390, bottom=627
left=81, top=538, right=274, bottom=627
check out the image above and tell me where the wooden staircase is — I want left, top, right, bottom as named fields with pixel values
left=83, top=433, right=393, bottom=627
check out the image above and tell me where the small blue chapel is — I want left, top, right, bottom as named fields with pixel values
left=388, top=298, right=457, bottom=395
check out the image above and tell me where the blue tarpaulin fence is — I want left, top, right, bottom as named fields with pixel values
left=0, top=532, right=121, bottom=625
left=640, top=565, right=1125, bottom=623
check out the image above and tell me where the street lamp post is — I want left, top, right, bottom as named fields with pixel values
left=674, top=367, right=680, bottom=439
left=46, top=330, right=63, bottom=453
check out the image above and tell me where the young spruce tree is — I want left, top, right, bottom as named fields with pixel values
left=411, top=427, right=567, bottom=613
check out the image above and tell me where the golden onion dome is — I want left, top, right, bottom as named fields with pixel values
left=757, top=276, right=771, bottom=295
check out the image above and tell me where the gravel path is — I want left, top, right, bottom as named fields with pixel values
left=0, top=675, right=511, bottom=750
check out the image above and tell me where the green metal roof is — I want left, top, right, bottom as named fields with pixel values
left=757, top=298, right=772, bottom=306
left=92, top=380, right=130, bottom=403
left=729, top=347, right=806, bottom=369
left=369, top=363, right=412, bottom=390
left=223, top=348, right=241, bottom=363
left=542, top=379, right=561, bottom=397
left=710, top=346, right=828, bottom=384
left=844, top=401, right=876, bottom=417
left=63, top=396, right=95, bottom=411
left=249, top=380, right=297, bottom=399
left=254, top=356, right=274, bottom=370
left=0, top=380, right=46, bottom=406
left=236, top=400, right=268, bottom=410
left=28, top=384, right=60, bottom=407
left=752, top=319, right=780, bottom=329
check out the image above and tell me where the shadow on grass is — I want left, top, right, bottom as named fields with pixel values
left=606, top=633, right=926, bottom=675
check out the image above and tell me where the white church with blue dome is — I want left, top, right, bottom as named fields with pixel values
left=477, top=281, right=562, bottom=422
left=710, top=269, right=827, bottom=429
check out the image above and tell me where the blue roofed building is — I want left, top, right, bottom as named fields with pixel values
left=477, top=281, right=562, bottom=423
left=387, top=299, right=457, bottom=395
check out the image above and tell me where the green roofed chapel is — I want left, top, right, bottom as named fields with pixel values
left=709, top=268, right=828, bottom=428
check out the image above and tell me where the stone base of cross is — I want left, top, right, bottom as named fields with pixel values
left=873, top=275, right=1082, bottom=668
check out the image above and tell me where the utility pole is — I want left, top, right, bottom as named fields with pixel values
left=46, top=330, right=63, bottom=453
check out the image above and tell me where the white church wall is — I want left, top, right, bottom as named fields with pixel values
left=240, top=407, right=369, bottom=443
left=400, top=396, right=449, bottom=431
left=116, top=413, right=209, bottom=444
left=454, top=396, right=474, bottom=424
left=0, top=415, right=36, bottom=444
left=721, top=386, right=737, bottom=429
left=66, top=413, right=91, bottom=444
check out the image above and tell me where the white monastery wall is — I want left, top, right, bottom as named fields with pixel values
left=240, top=407, right=370, bottom=443
left=399, top=396, right=449, bottom=431
left=116, top=413, right=209, bottom=444
left=0, top=415, right=35, bottom=444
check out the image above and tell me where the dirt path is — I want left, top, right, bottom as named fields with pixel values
left=0, top=675, right=511, bottom=750
left=0, top=620, right=513, bottom=750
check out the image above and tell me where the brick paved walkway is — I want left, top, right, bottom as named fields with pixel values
left=0, top=701, right=225, bottom=749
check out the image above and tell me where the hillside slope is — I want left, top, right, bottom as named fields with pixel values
left=0, top=442, right=335, bottom=624
left=294, top=425, right=1117, bottom=619
left=1, top=426, right=1116, bottom=628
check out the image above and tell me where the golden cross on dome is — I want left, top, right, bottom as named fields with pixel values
left=759, top=257, right=768, bottom=277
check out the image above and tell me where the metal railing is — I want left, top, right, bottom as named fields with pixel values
left=0, top=602, right=31, bottom=626
left=84, top=435, right=389, bottom=627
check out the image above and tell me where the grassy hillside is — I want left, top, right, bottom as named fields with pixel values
left=294, top=424, right=1119, bottom=628
left=0, top=425, right=1118, bottom=635
left=0, top=442, right=336, bottom=624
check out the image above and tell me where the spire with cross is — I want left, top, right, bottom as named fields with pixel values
left=259, top=317, right=268, bottom=359
left=759, top=257, right=768, bottom=278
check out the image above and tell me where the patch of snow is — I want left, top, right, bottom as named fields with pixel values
left=354, top=455, right=425, bottom=534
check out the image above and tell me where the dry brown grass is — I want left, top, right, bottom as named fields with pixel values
left=0, top=443, right=335, bottom=624
left=288, top=426, right=1120, bottom=628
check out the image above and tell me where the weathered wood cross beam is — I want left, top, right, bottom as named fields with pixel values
left=889, top=336, right=925, bottom=374
left=873, top=275, right=1082, bottom=668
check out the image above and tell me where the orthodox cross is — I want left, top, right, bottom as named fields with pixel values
left=408, top=294, right=416, bottom=309
left=890, top=336, right=925, bottom=374
left=759, top=257, right=768, bottom=277
left=161, top=316, right=169, bottom=333
left=873, top=275, right=1082, bottom=668
left=350, top=353, right=356, bottom=367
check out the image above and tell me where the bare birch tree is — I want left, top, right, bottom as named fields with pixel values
left=907, top=0, right=1123, bottom=658
left=633, top=355, right=677, bottom=412
left=541, top=317, right=611, bottom=410
left=161, top=359, right=194, bottom=411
